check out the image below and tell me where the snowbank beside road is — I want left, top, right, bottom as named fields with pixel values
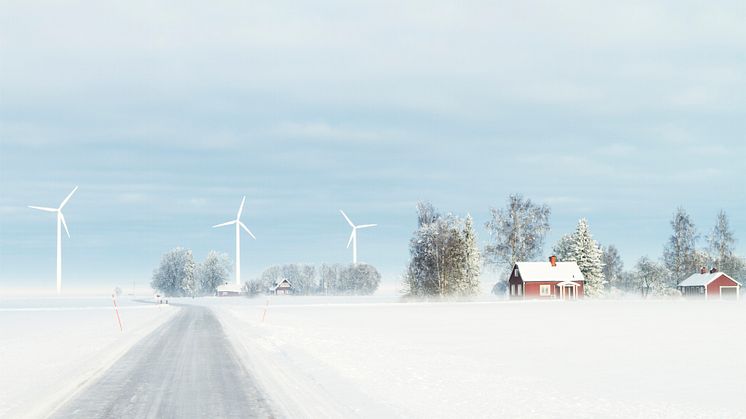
left=0, top=297, right=177, bottom=418
left=209, top=297, right=746, bottom=418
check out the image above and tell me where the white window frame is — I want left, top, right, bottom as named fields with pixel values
left=540, top=284, right=551, bottom=296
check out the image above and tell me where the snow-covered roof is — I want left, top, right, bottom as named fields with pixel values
left=273, top=278, right=292, bottom=290
left=216, top=283, right=242, bottom=293
left=678, top=272, right=741, bottom=287
left=515, top=262, right=585, bottom=283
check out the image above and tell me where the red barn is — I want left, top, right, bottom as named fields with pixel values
left=678, top=268, right=741, bottom=300
left=508, top=256, right=585, bottom=300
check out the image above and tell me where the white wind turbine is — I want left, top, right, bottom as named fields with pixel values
left=340, top=210, right=377, bottom=264
left=213, top=196, right=255, bottom=286
left=29, top=186, right=78, bottom=294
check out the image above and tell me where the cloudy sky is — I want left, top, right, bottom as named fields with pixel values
left=1, top=1, right=745, bottom=291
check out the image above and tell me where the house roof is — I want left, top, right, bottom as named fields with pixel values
left=678, top=272, right=741, bottom=287
left=272, top=278, right=292, bottom=290
left=515, top=262, right=585, bottom=283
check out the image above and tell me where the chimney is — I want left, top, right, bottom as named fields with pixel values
left=549, top=255, right=557, bottom=267
left=700, top=266, right=707, bottom=274
left=710, top=267, right=718, bottom=274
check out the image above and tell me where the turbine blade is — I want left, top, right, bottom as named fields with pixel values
left=236, top=196, right=246, bottom=220
left=357, top=224, right=377, bottom=229
left=340, top=210, right=354, bottom=227
left=212, top=220, right=236, bottom=228
left=59, top=186, right=78, bottom=209
left=239, top=222, right=256, bottom=239
left=346, top=230, right=355, bottom=248
left=29, top=206, right=57, bottom=212
left=59, top=212, right=70, bottom=238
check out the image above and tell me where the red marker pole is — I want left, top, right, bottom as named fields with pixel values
left=112, top=294, right=123, bottom=332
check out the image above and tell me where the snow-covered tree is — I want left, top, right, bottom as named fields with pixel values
left=602, top=245, right=624, bottom=290
left=632, top=256, right=669, bottom=297
left=663, top=207, right=699, bottom=287
left=404, top=202, right=481, bottom=297
left=484, top=194, right=550, bottom=294
left=338, top=263, right=381, bottom=295
left=706, top=210, right=746, bottom=281
left=552, top=234, right=575, bottom=262
left=151, top=247, right=195, bottom=297
left=552, top=219, right=605, bottom=297
left=196, top=251, right=231, bottom=295
left=571, top=219, right=606, bottom=297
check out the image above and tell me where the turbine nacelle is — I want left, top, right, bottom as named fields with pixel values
left=339, top=210, right=377, bottom=264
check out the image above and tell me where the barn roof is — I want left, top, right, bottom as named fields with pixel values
left=678, top=272, right=741, bottom=287
left=272, top=278, right=292, bottom=290
left=515, top=262, right=585, bottom=283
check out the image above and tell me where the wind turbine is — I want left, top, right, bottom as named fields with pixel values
left=29, top=186, right=78, bottom=294
left=340, top=210, right=376, bottom=264
left=213, top=196, right=256, bottom=286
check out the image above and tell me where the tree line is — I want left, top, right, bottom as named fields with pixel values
left=150, top=248, right=381, bottom=297
left=243, top=263, right=381, bottom=296
left=404, top=195, right=745, bottom=298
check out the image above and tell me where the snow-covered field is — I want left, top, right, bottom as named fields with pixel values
left=0, top=296, right=177, bottom=418
left=206, top=296, right=746, bottom=418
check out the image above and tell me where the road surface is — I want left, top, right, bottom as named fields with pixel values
left=50, top=305, right=276, bottom=419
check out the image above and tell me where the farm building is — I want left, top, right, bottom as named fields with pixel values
left=272, top=278, right=293, bottom=295
left=508, top=256, right=585, bottom=300
left=216, top=283, right=243, bottom=297
left=678, top=268, right=741, bottom=300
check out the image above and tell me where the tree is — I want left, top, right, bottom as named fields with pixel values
left=632, top=256, right=668, bottom=297
left=553, top=219, right=605, bottom=297
left=552, top=234, right=574, bottom=262
left=403, top=202, right=481, bottom=297
left=196, top=251, right=231, bottom=295
left=151, top=247, right=195, bottom=297
left=706, top=210, right=746, bottom=281
left=602, top=245, right=624, bottom=290
left=338, top=263, right=381, bottom=295
left=484, top=195, right=550, bottom=294
left=663, top=207, right=699, bottom=287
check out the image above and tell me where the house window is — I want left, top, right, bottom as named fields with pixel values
left=514, top=268, right=519, bottom=277
left=540, top=285, right=551, bottom=296
left=517, top=285, right=522, bottom=296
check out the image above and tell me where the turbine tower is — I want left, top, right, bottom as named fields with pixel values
left=213, top=196, right=256, bottom=286
left=29, top=186, right=78, bottom=294
left=340, top=210, right=377, bottom=264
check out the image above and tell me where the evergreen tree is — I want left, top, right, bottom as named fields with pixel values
left=552, top=234, right=575, bottom=262
left=706, top=210, right=746, bottom=282
left=570, top=219, right=605, bottom=297
left=663, top=207, right=699, bottom=287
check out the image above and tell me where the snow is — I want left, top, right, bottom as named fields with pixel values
left=516, top=262, right=585, bottom=282
left=206, top=296, right=746, bottom=418
left=0, top=296, right=178, bottom=418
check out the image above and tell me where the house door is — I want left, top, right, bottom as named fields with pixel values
left=563, top=286, right=574, bottom=300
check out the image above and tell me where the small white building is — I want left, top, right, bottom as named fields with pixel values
left=216, top=282, right=242, bottom=297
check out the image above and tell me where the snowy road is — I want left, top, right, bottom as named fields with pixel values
left=50, top=305, right=275, bottom=419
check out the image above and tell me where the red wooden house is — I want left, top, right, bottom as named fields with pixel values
left=508, top=256, right=585, bottom=300
left=678, top=268, right=741, bottom=300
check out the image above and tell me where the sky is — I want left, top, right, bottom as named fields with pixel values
left=1, top=1, right=745, bottom=292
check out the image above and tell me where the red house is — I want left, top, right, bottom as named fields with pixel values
left=508, top=256, right=585, bottom=300
left=678, top=268, right=741, bottom=300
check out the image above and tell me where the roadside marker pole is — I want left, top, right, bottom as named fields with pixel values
left=261, top=297, right=270, bottom=322
left=112, top=294, right=123, bottom=332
